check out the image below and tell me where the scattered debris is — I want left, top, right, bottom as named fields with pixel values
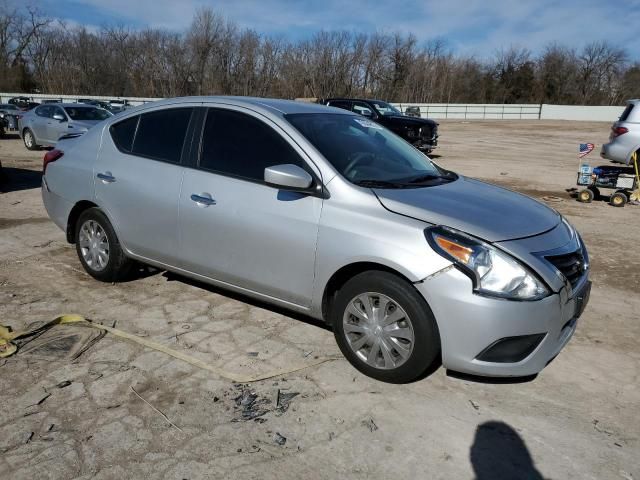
left=26, top=392, right=51, bottom=408
left=55, top=380, right=72, bottom=389
left=26, top=432, right=34, bottom=443
left=303, top=351, right=313, bottom=358
left=273, top=432, right=287, bottom=446
left=542, top=195, right=564, bottom=203
left=469, top=400, right=480, bottom=411
left=233, top=387, right=271, bottom=421
left=130, top=386, right=183, bottom=433
left=275, top=389, right=299, bottom=414
left=362, top=418, right=378, bottom=432
left=328, top=431, right=335, bottom=441
left=247, top=352, right=259, bottom=357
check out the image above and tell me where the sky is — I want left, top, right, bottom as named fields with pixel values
left=37, top=0, right=640, bottom=59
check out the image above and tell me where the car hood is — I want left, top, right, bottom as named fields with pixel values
left=383, top=115, right=437, bottom=128
left=374, top=176, right=561, bottom=242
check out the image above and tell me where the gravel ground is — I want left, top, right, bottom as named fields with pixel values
left=0, top=121, right=638, bottom=480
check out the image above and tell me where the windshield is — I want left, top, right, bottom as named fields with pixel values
left=64, top=107, right=112, bottom=121
left=371, top=101, right=402, bottom=116
left=286, top=113, right=454, bottom=188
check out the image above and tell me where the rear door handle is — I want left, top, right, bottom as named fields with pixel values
left=97, top=172, right=116, bottom=183
left=190, top=193, right=216, bottom=207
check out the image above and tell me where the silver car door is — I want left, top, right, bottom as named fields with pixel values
left=178, top=106, right=323, bottom=307
left=32, top=106, right=51, bottom=142
left=47, top=106, right=67, bottom=143
left=94, top=105, right=197, bottom=265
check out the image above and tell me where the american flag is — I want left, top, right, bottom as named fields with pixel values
left=579, top=143, right=595, bottom=158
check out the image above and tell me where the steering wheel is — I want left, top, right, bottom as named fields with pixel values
left=344, top=152, right=375, bottom=179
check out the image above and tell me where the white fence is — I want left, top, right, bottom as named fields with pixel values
left=393, top=103, right=625, bottom=122
left=0, top=92, right=159, bottom=106
left=0, top=92, right=626, bottom=122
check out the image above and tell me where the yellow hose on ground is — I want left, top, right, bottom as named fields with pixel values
left=0, top=315, right=338, bottom=382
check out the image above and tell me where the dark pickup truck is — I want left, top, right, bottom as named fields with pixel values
left=323, top=98, right=438, bottom=153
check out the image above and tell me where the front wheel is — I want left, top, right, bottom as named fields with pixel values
left=75, top=208, right=133, bottom=282
left=331, top=271, right=441, bottom=383
left=610, top=191, right=627, bottom=207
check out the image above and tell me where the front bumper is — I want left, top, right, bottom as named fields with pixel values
left=416, top=267, right=589, bottom=377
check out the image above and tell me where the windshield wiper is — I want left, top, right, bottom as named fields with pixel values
left=353, top=179, right=413, bottom=189
left=407, top=172, right=456, bottom=184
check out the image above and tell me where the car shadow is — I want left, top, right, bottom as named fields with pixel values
left=162, top=270, right=332, bottom=332
left=0, top=167, right=42, bottom=193
left=470, top=421, right=545, bottom=480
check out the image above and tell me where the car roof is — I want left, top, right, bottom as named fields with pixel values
left=627, top=99, right=640, bottom=105
left=325, top=98, right=387, bottom=104
left=37, top=103, right=104, bottom=108
left=141, top=96, right=349, bottom=117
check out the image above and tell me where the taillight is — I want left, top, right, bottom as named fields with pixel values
left=612, top=126, right=628, bottom=137
left=43, top=149, right=63, bottom=174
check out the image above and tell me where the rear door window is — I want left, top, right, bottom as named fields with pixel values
left=619, top=104, right=634, bottom=122
left=110, top=116, right=139, bottom=153
left=132, top=108, right=193, bottom=164
left=327, top=100, right=352, bottom=111
left=199, top=108, right=307, bottom=182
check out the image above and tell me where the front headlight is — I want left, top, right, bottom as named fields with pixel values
left=425, top=226, right=549, bottom=301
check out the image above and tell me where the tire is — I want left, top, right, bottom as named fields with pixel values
left=74, top=208, right=133, bottom=282
left=610, top=191, right=627, bottom=207
left=23, top=128, right=39, bottom=150
left=331, top=271, right=441, bottom=383
left=577, top=189, right=593, bottom=203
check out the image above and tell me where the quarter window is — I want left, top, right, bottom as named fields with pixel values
left=110, top=115, right=139, bottom=153
left=199, top=108, right=306, bottom=182
left=132, top=108, right=193, bottom=164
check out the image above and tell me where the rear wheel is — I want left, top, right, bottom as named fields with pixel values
left=610, top=191, right=627, bottom=207
left=23, top=128, right=39, bottom=150
left=75, top=208, right=133, bottom=282
left=331, top=271, right=440, bottom=383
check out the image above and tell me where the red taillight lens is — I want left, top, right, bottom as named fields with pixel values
left=612, top=126, right=628, bottom=137
left=43, top=149, right=63, bottom=174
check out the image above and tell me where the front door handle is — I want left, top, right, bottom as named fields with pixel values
left=97, top=172, right=116, bottom=183
left=190, top=193, right=216, bottom=207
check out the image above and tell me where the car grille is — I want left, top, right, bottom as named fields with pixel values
left=420, top=125, right=435, bottom=141
left=545, top=248, right=586, bottom=289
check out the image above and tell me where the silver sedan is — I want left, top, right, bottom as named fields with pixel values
left=41, top=96, right=590, bottom=383
left=19, top=103, right=112, bottom=150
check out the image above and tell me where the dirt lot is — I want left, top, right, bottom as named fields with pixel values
left=1, top=121, right=638, bottom=480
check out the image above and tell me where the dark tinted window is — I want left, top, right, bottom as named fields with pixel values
left=64, top=107, right=111, bottom=121
left=200, top=109, right=306, bottom=181
left=327, top=100, right=352, bottom=111
left=110, top=115, right=139, bottom=152
left=132, top=108, right=193, bottom=164
left=619, top=104, right=634, bottom=122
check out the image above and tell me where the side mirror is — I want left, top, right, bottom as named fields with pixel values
left=264, top=164, right=313, bottom=190
left=53, top=113, right=66, bottom=122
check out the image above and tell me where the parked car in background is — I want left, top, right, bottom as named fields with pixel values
left=106, top=99, right=131, bottom=114
left=78, top=98, right=119, bottom=112
left=0, top=104, right=21, bottom=133
left=405, top=106, right=421, bottom=117
left=41, top=99, right=63, bottom=104
left=41, top=96, right=590, bottom=383
left=19, top=103, right=112, bottom=150
left=601, top=99, right=640, bottom=165
left=8, top=96, right=39, bottom=111
left=324, top=98, right=438, bottom=153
